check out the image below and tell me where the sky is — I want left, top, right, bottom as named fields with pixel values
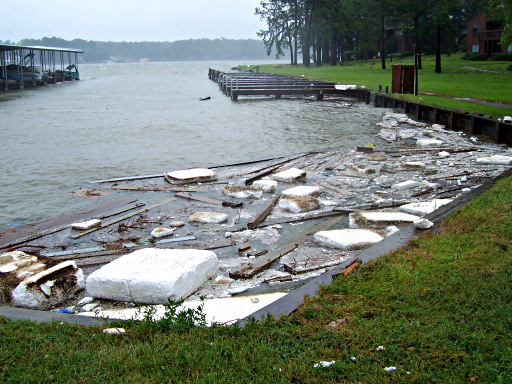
left=4, top=0, right=266, bottom=43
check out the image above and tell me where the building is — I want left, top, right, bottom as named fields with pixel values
left=466, top=12, right=512, bottom=58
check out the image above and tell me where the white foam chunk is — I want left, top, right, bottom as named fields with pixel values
left=279, top=196, right=319, bottom=213
left=165, top=168, right=217, bottom=184
left=252, top=179, right=277, bottom=193
left=476, top=155, right=512, bottom=165
left=188, top=212, right=228, bottom=224
left=416, top=139, right=444, bottom=147
left=349, top=211, right=420, bottom=228
left=314, top=229, right=383, bottom=250
left=272, top=168, right=306, bottom=182
left=400, top=199, right=452, bottom=216
left=71, top=219, right=101, bottom=230
left=391, top=180, right=421, bottom=190
left=281, top=186, right=320, bottom=198
left=86, top=248, right=219, bottom=304
left=151, top=227, right=175, bottom=238
left=221, top=185, right=263, bottom=199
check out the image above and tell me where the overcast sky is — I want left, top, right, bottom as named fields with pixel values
left=4, top=0, right=266, bottom=43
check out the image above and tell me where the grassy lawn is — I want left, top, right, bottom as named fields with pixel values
left=2, top=172, right=512, bottom=383
left=247, top=54, right=512, bottom=119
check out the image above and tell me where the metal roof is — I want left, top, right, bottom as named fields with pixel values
left=0, top=44, right=83, bottom=53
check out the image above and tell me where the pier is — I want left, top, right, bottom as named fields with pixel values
left=208, top=68, right=372, bottom=102
left=0, top=44, right=82, bottom=90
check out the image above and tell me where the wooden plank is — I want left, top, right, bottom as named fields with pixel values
left=0, top=194, right=139, bottom=249
left=175, top=192, right=243, bottom=208
left=69, top=197, right=177, bottom=239
left=247, top=194, right=280, bottom=229
left=230, top=215, right=344, bottom=278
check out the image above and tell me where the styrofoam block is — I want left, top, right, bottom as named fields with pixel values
left=391, top=180, right=421, bottom=190
left=272, top=168, right=306, bottom=182
left=281, top=186, right=320, bottom=198
left=349, top=211, right=420, bottom=228
left=400, top=199, right=452, bottom=216
left=188, top=212, right=228, bottom=224
left=165, top=168, right=217, bottom=184
left=151, top=227, right=175, bottom=238
left=252, top=179, right=277, bottom=193
left=416, top=139, right=443, bottom=147
left=222, top=185, right=263, bottom=199
left=476, top=155, right=512, bottom=165
left=85, top=248, right=219, bottom=304
left=314, top=229, right=383, bottom=250
left=279, top=196, right=319, bottom=213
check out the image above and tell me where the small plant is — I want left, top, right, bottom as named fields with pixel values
left=133, top=298, right=207, bottom=333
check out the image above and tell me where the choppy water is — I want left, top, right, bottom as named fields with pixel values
left=0, top=61, right=387, bottom=230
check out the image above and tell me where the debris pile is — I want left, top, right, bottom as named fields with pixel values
left=1, top=112, right=511, bottom=320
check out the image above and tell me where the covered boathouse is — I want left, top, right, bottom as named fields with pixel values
left=0, top=44, right=83, bottom=91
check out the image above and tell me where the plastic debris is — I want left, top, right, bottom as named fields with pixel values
left=102, top=328, right=126, bottom=335
left=384, top=366, right=397, bottom=372
left=314, top=361, right=336, bottom=368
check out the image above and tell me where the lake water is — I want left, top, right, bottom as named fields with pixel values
left=0, top=61, right=387, bottom=231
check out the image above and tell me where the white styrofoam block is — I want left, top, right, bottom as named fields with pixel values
left=151, top=227, right=175, bottom=238
left=400, top=199, right=452, bottom=216
left=279, top=196, right=319, bottom=213
left=252, top=179, right=278, bottom=193
left=11, top=261, right=85, bottom=309
left=272, top=168, right=306, bottom=182
left=71, top=219, right=101, bottom=230
left=188, top=212, right=228, bottom=224
left=349, top=211, right=420, bottom=228
left=165, top=168, right=217, bottom=184
left=281, top=186, right=320, bottom=198
left=391, top=180, right=421, bottom=190
left=416, top=139, right=444, bottom=147
left=0, top=251, right=38, bottom=273
left=476, top=155, right=512, bottom=165
left=86, top=248, right=219, bottom=304
left=314, top=229, right=383, bottom=250
left=221, top=185, right=263, bottom=199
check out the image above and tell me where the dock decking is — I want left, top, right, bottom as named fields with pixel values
left=208, top=68, right=372, bottom=102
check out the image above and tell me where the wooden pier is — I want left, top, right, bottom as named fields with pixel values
left=208, top=68, right=371, bottom=102
left=1, top=44, right=82, bottom=91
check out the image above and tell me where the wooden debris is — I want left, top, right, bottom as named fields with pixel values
left=230, top=215, right=344, bottom=278
left=70, top=197, right=177, bottom=239
left=247, top=194, right=281, bottom=229
left=175, top=192, right=243, bottom=208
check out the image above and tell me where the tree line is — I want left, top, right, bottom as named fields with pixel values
left=255, top=0, right=511, bottom=71
left=8, top=37, right=276, bottom=63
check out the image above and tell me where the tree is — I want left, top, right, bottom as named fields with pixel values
left=489, top=0, right=512, bottom=48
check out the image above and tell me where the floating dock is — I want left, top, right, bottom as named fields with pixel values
left=208, top=68, right=372, bottom=102
left=0, top=44, right=82, bottom=90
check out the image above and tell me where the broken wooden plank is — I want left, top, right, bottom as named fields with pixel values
left=70, top=197, right=177, bottom=239
left=252, top=209, right=346, bottom=229
left=175, top=192, right=242, bottom=208
left=230, top=215, right=345, bottom=278
left=0, top=195, right=139, bottom=250
left=247, top=194, right=281, bottom=229
left=104, top=185, right=204, bottom=192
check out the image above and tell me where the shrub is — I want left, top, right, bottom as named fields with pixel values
left=462, top=52, right=485, bottom=61
left=492, top=53, right=512, bottom=61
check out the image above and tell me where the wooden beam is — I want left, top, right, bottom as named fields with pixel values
left=247, top=194, right=280, bottom=229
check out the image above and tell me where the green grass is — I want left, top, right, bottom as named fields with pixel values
left=2, top=172, right=512, bottom=383
left=246, top=54, right=512, bottom=118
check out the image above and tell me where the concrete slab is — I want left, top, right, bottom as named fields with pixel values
left=165, top=168, right=217, bottom=184
left=314, top=229, right=384, bottom=250
left=349, top=211, right=420, bottom=229
left=86, top=248, right=219, bottom=304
